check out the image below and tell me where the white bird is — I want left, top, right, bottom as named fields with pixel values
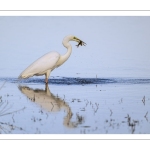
left=18, top=35, right=86, bottom=83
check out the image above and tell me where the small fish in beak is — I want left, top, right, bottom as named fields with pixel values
left=76, top=40, right=86, bottom=48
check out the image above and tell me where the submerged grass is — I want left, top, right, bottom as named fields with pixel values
left=0, top=80, right=6, bottom=90
left=0, top=83, right=26, bottom=133
left=0, top=99, right=26, bottom=133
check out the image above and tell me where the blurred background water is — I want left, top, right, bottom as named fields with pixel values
left=0, top=16, right=150, bottom=78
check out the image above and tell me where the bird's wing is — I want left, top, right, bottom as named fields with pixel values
left=18, top=51, right=60, bottom=79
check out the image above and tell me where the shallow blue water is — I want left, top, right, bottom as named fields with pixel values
left=0, top=77, right=150, bottom=134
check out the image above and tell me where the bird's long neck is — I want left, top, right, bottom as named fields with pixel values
left=59, top=39, right=72, bottom=65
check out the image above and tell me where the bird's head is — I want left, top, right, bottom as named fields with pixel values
left=63, top=35, right=86, bottom=48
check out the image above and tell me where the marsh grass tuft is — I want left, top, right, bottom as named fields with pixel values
left=0, top=98, right=26, bottom=133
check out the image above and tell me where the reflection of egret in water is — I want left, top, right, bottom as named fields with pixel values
left=18, top=84, right=83, bottom=128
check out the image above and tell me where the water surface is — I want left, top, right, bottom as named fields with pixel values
left=0, top=77, right=149, bottom=134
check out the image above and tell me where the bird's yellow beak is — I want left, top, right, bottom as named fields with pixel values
left=73, top=36, right=86, bottom=48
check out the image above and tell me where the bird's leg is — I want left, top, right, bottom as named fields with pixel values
left=45, top=78, right=48, bottom=84
left=45, top=83, right=51, bottom=96
left=45, top=70, right=51, bottom=83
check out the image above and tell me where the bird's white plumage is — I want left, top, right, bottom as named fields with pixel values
left=18, top=35, right=86, bottom=83
left=19, top=51, right=60, bottom=78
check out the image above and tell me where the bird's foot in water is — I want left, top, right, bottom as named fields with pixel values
left=45, top=78, right=48, bottom=84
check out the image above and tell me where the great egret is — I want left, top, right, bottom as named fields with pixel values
left=18, top=35, right=86, bottom=83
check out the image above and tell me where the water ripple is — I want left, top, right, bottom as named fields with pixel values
left=0, top=77, right=150, bottom=85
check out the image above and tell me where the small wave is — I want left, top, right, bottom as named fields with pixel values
left=0, top=77, right=150, bottom=85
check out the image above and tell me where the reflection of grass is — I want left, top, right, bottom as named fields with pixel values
left=125, top=114, right=140, bottom=134
left=0, top=100, right=26, bottom=117
left=0, top=121, right=23, bottom=134
left=0, top=81, right=6, bottom=90
left=0, top=100, right=13, bottom=116
left=0, top=99, right=26, bottom=133
left=0, top=82, right=25, bottom=133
